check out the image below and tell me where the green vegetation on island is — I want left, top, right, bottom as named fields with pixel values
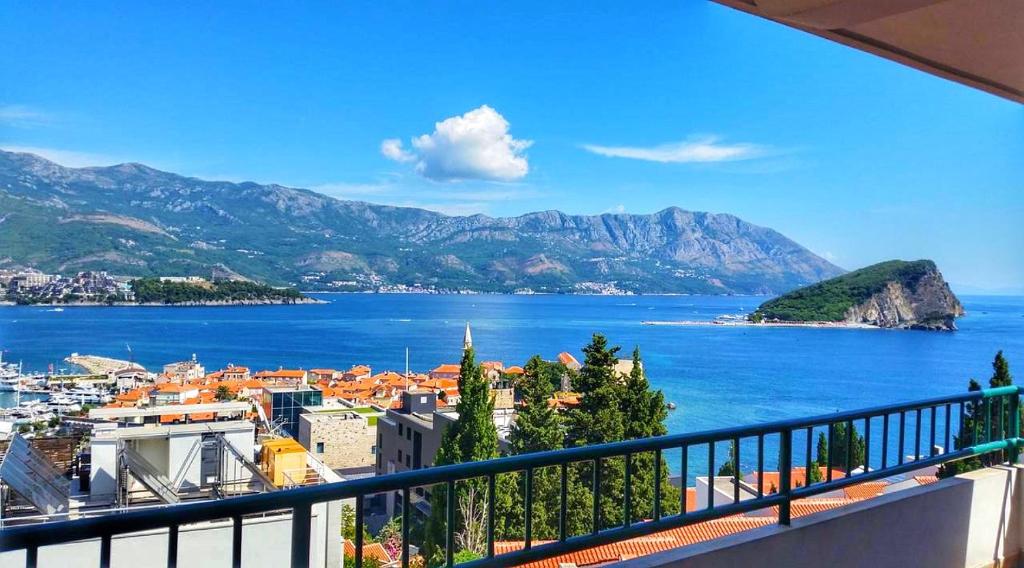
left=751, top=260, right=940, bottom=323
left=129, top=278, right=307, bottom=305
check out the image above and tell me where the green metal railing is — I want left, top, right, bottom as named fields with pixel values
left=1, top=386, right=1020, bottom=568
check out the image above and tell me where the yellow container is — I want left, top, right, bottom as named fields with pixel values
left=261, top=438, right=308, bottom=487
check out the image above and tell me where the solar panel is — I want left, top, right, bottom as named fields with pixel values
left=0, top=434, right=70, bottom=516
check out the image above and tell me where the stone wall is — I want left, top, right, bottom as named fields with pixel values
left=299, top=412, right=377, bottom=470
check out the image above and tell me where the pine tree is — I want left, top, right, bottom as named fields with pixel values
left=424, top=347, right=500, bottom=564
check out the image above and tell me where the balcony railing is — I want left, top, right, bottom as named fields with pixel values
left=1, top=385, right=1020, bottom=568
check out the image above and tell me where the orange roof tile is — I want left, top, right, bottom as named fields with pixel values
left=431, top=364, right=461, bottom=374
left=752, top=467, right=846, bottom=491
left=505, top=366, right=525, bottom=375
left=772, top=498, right=861, bottom=519
left=843, top=481, right=889, bottom=500
left=557, top=352, right=580, bottom=366
left=155, top=383, right=197, bottom=393
left=495, top=517, right=774, bottom=568
left=343, top=540, right=392, bottom=563
left=914, top=475, right=939, bottom=485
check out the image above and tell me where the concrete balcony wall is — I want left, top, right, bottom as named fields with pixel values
left=622, top=465, right=1024, bottom=568
left=0, top=500, right=341, bottom=568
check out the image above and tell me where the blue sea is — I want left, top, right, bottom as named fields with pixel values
left=2, top=293, right=1023, bottom=476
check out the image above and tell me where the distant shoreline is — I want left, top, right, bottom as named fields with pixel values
left=642, top=320, right=879, bottom=329
left=0, top=298, right=326, bottom=308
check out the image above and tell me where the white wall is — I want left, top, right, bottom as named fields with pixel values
left=0, top=501, right=341, bottom=568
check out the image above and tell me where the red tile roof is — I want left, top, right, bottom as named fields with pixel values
left=772, top=498, right=861, bottom=519
left=914, top=475, right=939, bottom=486
left=557, top=352, right=580, bottom=367
left=843, top=481, right=889, bottom=500
left=343, top=540, right=392, bottom=563
left=431, top=364, right=461, bottom=374
left=494, top=517, right=774, bottom=568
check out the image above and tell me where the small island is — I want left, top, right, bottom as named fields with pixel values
left=749, top=259, right=964, bottom=330
left=128, top=278, right=321, bottom=306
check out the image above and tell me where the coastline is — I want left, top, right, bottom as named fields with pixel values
left=642, top=320, right=880, bottom=329
left=64, top=354, right=133, bottom=375
left=0, top=297, right=327, bottom=308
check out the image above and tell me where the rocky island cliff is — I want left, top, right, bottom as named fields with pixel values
left=751, top=260, right=965, bottom=330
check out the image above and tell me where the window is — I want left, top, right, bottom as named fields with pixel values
left=406, top=428, right=411, bottom=440
left=398, top=423, right=404, bottom=436
left=405, top=455, right=411, bottom=467
left=316, top=442, right=325, bottom=454
left=398, top=449, right=403, bottom=461
left=371, top=445, right=377, bottom=455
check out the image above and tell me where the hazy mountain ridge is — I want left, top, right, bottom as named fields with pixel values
left=0, top=150, right=843, bottom=293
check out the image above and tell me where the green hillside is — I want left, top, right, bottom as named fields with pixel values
left=751, top=260, right=938, bottom=322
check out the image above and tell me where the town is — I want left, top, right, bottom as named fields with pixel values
left=0, top=324, right=948, bottom=568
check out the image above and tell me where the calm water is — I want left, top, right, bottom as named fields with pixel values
left=3, top=293, right=1023, bottom=476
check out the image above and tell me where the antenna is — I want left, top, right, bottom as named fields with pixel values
left=405, top=347, right=410, bottom=391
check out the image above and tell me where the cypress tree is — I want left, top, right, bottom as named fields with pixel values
left=424, top=347, right=500, bottom=564
left=567, top=334, right=626, bottom=528
left=992, top=350, right=1012, bottom=387
left=621, top=347, right=680, bottom=520
left=941, top=352, right=1015, bottom=477
left=825, top=422, right=865, bottom=473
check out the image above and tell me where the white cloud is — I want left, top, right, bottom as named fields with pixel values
left=603, top=204, right=627, bottom=214
left=382, top=105, right=531, bottom=182
left=0, top=105, right=54, bottom=128
left=582, top=136, right=765, bottom=163
left=380, top=139, right=415, bottom=163
left=0, top=145, right=119, bottom=168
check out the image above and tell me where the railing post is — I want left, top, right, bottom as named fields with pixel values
left=1010, top=392, right=1021, bottom=464
left=354, top=496, right=364, bottom=568
left=778, top=429, right=792, bottom=526
left=290, top=504, right=311, bottom=568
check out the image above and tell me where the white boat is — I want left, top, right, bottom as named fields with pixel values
left=46, top=396, right=83, bottom=414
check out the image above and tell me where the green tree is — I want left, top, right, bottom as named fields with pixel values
left=566, top=334, right=626, bottom=529
left=506, top=356, right=593, bottom=539
left=215, top=385, right=233, bottom=401
left=619, top=348, right=679, bottom=520
left=341, top=504, right=372, bottom=542
left=815, top=432, right=828, bottom=468
left=939, top=351, right=1015, bottom=478
left=830, top=422, right=865, bottom=472
left=424, top=347, right=503, bottom=564
left=807, top=433, right=826, bottom=483
left=717, top=441, right=737, bottom=478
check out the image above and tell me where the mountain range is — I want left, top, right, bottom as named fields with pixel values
left=0, top=150, right=843, bottom=294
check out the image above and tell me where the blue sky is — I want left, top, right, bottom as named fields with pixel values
left=2, top=2, right=1022, bottom=291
